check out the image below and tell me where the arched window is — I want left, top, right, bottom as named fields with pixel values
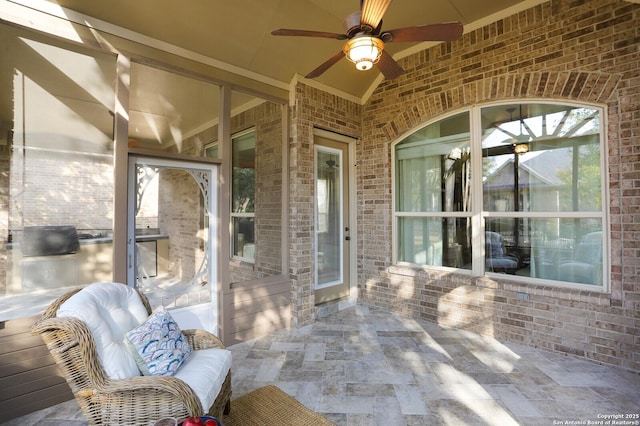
left=393, top=102, right=608, bottom=291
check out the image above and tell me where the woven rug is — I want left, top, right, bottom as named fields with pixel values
left=221, top=385, right=334, bottom=426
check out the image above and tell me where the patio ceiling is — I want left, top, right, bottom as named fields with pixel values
left=5, top=0, right=636, bottom=143
left=43, top=0, right=539, bottom=100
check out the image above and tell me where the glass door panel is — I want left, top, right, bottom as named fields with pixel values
left=316, top=148, right=342, bottom=286
left=314, top=136, right=350, bottom=304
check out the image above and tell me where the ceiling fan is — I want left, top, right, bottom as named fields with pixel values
left=271, top=0, right=463, bottom=80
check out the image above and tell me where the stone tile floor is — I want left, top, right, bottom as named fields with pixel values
left=6, top=305, right=640, bottom=425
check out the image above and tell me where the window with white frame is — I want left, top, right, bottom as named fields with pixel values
left=394, top=102, right=607, bottom=290
left=395, top=111, right=472, bottom=269
left=204, top=141, right=219, bottom=158
left=231, top=129, right=256, bottom=261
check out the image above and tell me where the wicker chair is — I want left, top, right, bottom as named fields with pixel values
left=32, top=284, right=232, bottom=425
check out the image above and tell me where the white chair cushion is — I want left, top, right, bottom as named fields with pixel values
left=57, top=282, right=149, bottom=379
left=174, top=348, right=232, bottom=412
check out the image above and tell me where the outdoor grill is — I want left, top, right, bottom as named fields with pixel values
left=21, top=225, right=80, bottom=257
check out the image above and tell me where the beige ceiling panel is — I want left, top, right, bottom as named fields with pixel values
left=42, top=0, right=531, bottom=99
left=312, top=59, right=379, bottom=98
left=377, top=0, right=465, bottom=29
left=306, top=0, right=360, bottom=22
left=449, top=0, right=525, bottom=22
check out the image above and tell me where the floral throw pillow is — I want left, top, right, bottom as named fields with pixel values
left=125, top=306, right=192, bottom=376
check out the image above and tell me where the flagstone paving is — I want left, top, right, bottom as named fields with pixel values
left=6, top=305, right=640, bottom=425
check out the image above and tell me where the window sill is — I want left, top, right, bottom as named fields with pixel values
left=387, top=264, right=611, bottom=304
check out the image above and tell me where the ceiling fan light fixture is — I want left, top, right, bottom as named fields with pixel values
left=343, top=36, right=384, bottom=71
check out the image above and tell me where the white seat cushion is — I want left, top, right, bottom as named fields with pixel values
left=56, top=282, right=231, bottom=410
left=174, top=348, right=232, bottom=412
left=57, top=282, right=149, bottom=379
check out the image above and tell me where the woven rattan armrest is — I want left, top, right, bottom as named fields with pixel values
left=99, top=375, right=202, bottom=412
left=182, top=329, right=225, bottom=351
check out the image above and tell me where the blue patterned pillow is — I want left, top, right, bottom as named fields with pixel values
left=125, top=307, right=192, bottom=376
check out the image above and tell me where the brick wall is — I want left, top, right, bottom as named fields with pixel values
left=359, top=0, right=639, bottom=371
left=9, top=149, right=114, bottom=233
left=289, top=83, right=362, bottom=327
left=177, top=98, right=284, bottom=285
left=230, top=100, right=284, bottom=280
left=293, top=0, right=639, bottom=371
left=159, top=168, right=204, bottom=277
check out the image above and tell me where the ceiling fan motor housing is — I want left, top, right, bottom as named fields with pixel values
left=344, top=12, right=371, bottom=37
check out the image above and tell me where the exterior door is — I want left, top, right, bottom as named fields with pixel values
left=127, top=156, right=218, bottom=333
left=314, top=135, right=350, bottom=304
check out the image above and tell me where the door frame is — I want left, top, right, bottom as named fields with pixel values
left=127, top=155, right=219, bottom=333
left=313, top=128, right=357, bottom=304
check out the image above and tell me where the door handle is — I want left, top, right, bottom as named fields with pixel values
left=345, top=236, right=351, bottom=241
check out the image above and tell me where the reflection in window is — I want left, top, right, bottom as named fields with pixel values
left=395, top=112, right=471, bottom=269
left=482, top=103, right=604, bottom=286
left=394, top=103, right=606, bottom=289
left=482, top=104, right=601, bottom=214
left=128, top=63, right=222, bottom=308
left=128, top=62, right=220, bottom=157
left=0, top=25, right=116, bottom=319
left=232, top=130, right=255, bottom=261
left=316, top=147, right=342, bottom=285
left=0, top=23, right=287, bottom=321
left=205, top=142, right=219, bottom=158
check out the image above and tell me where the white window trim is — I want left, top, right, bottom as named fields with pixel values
left=392, top=100, right=610, bottom=293
left=230, top=128, right=256, bottom=263
left=313, top=143, right=345, bottom=290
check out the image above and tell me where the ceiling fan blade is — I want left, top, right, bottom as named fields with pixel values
left=377, top=50, right=404, bottom=80
left=271, top=29, right=347, bottom=40
left=305, top=50, right=345, bottom=78
left=383, top=22, right=463, bottom=42
left=360, top=0, right=392, bottom=29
